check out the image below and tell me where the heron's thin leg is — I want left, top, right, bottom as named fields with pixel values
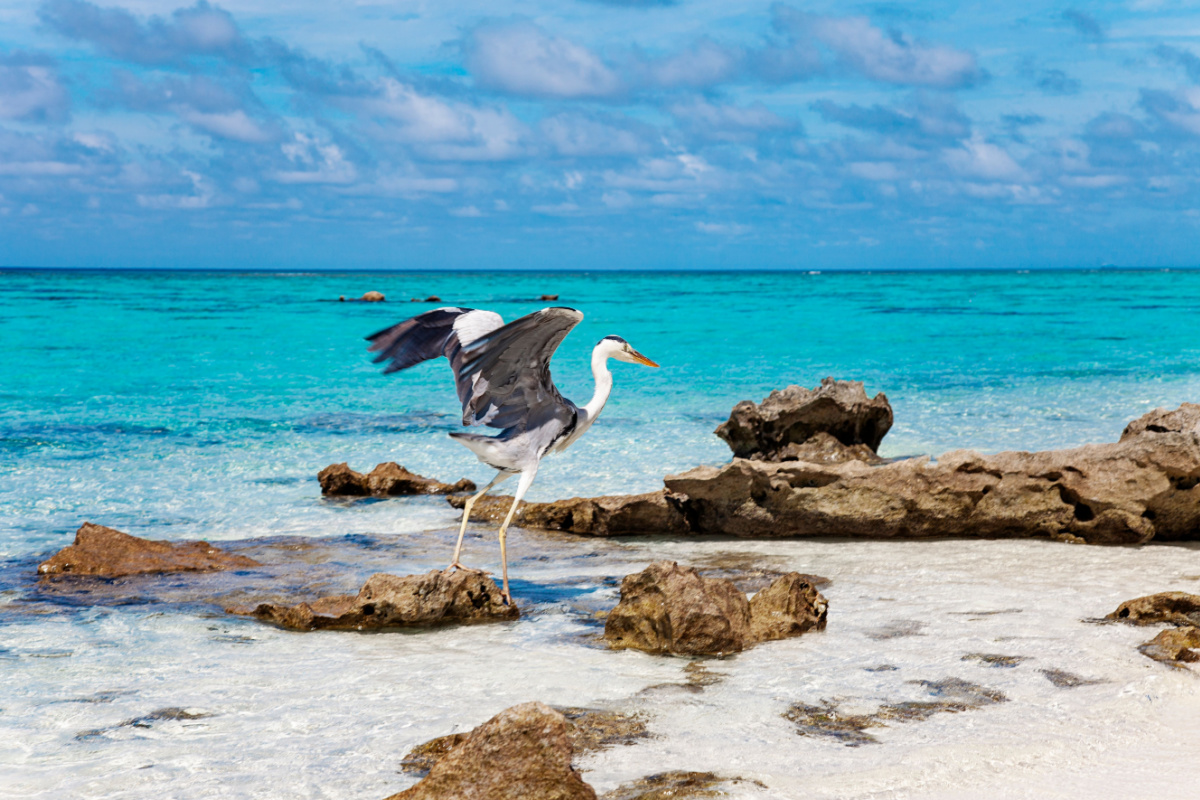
left=449, top=471, right=510, bottom=572
left=497, top=469, right=537, bottom=606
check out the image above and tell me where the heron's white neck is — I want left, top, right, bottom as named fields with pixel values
left=581, top=344, right=615, bottom=423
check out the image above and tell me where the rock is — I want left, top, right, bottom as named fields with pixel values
left=402, top=707, right=648, bottom=778
left=385, top=702, right=596, bottom=800
left=1138, top=626, right=1200, bottom=664
left=775, top=431, right=885, bottom=465
left=1106, top=592, right=1200, bottom=626
left=339, top=295, right=345, bottom=302
left=242, top=569, right=517, bottom=631
left=38, top=523, right=259, bottom=577
left=601, top=771, right=764, bottom=800
left=715, top=378, right=893, bottom=460
left=664, top=403, right=1200, bottom=544
left=424, top=295, right=441, bottom=302
left=604, top=561, right=756, bottom=655
left=748, top=573, right=828, bottom=642
left=540, top=294, right=559, bottom=301
left=367, top=462, right=475, bottom=496
left=361, top=291, right=386, bottom=302
left=319, top=462, right=475, bottom=497
left=447, top=490, right=688, bottom=536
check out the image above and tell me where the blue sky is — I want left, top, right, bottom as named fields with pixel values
left=2, top=0, right=1200, bottom=269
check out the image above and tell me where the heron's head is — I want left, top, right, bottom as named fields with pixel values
left=598, top=335, right=658, bottom=367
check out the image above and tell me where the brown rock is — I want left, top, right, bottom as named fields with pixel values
left=664, top=403, right=1200, bottom=544
left=367, top=462, right=476, bottom=496
left=775, top=431, right=885, bottom=465
left=424, top=295, right=441, bottom=302
left=601, top=771, right=763, bottom=800
left=319, top=462, right=475, bottom=497
left=317, top=463, right=370, bottom=496
left=401, top=707, right=648, bottom=778
left=1106, top=592, right=1200, bottom=626
left=540, top=294, right=559, bottom=301
left=604, top=561, right=752, bottom=655
left=447, top=490, right=688, bottom=536
left=748, top=573, right=828, bottom=642
left=38, top=523, right=259, bottom=577
left=385, top=702, right=596, bottom=800
left=361, top=291, right=386, bottom=302
left=715, top=378, right=893, bottom=460
left=243, top=569, right=517, bottom=631
left=1138, top=626, right=1200, bottom=664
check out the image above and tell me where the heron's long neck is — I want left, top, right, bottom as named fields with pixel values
left=581, top=347, right=613, bottom=424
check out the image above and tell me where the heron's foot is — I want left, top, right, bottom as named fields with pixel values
left=447, top=561, right=484, bottom=574
left=501, top=590, right=513, bottom=607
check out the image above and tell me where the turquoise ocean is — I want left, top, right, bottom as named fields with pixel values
left=3, top=268, right=1199, bottom=558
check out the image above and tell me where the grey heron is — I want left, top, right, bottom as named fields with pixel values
left=366, top=306, right=657, bottom=604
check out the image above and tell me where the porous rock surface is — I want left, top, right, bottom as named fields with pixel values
left=319, top=462, right=475, bottom=497
left=1106, top=592, right=1200, bottom=626
left=241, top=569, right=517, bottom=631
left=665, top=402, right=1200, bottom=545
left=384, top=702, right=596, bottom=800
left=1138, top=626, right=1200, bottom=664
left=38, top=523, right=259, bottom=577
left=715, top=377, right=893, bottom=460
left=448, top=490, right=689, bottom=536
left=603, top=561, right=827, bottom=655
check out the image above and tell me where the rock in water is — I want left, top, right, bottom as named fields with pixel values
left=385, top=702, right=596, bottom=800
left=715, top=377, right=893, bottom=460
left=748, top=573, right=829, bottom=642
left=605, top=561, right=753, bottom=655
left=1138, top=627, right=1200, bottom=664
left=38, top=523, right=259, bottom=577
left=361, top=291, right=385, bottom=302
left=318, top=462, right=475, bottom=497
left=1106, top=592, right=1200, bottom=626
left=447, top=490, right=688, bottom=536
left=244, top=569, right=517, bottom=631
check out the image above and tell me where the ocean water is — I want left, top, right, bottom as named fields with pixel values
left=3, top=268, right=1200, bottom=799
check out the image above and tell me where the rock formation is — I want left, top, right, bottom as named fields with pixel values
left=361, top=291, right=385, bottom=302
left=448, top=490, right=688, bottom=536
left=1106, top=592, right=1200, bottom=626
left=38, top=522, right=259, bottom=577
left=241, top=569, right=517, bottom=631
left=384, top=702, right=596, bottom=800
left=715, top=378, right=893, bottom=460
left=319, top=462, right=475, bottom=497
left=603, top=561, right=827, bottom=655
left=1138, top=627, right=1200, bottom=664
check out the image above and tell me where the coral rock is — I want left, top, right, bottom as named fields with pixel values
left=748, top=572, right=829, bottom=642
left=1138, top=626, right=1200, bottom=664
left=385, top=702, right=596, bottom=800
left=448, top=490, right=688, bottom=536
left=243, top=569, right=517, bottom=631
left=319, top=462, right=475, bottom=497
left=38, top=523, right=259, bottom=577
left=1106, top=592, right=1200, bottom=626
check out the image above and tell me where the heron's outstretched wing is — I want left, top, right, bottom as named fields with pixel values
left=366, top=307, right=505, bottom=405
left=456, top=307, right=583, bottom=429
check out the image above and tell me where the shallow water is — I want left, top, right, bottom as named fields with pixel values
left=3, top=268, right=1200, bottom=798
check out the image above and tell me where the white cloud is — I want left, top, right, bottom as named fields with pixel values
left=273, top=134, right=357, bottom=184
left=540, top=113, right=648, bottom=156
left=943, top=136, right=1026, bottom=182
left=179, top=109, right=273, bottom=143
left=0, top=59, right=70, bottom=122
left=809, top=15, right=982, bottom=88
left=466, top=21, right=621, bottom=98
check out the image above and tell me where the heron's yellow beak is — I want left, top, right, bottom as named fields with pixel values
left=630, top=350, right=659, bottom=368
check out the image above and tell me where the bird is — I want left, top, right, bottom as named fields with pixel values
left=365, top=306, right=658, bottom=605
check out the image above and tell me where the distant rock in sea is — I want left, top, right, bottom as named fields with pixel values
left=540, top=294, right=559, bottom=301
left=38, top=522, right=259, bottom=577
left=361, top=291, right=385, bottom=302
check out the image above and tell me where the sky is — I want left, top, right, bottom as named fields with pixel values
left=2, top=1, right=1200, bottom=270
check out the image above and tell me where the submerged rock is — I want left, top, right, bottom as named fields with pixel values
left=385, top=702, right=596, bottom=800
left=38, top=523, right=259, bottom=577
left=402, top=707, right=649, bottom=778
left=241, top=569, right=517, bottom=631
left=1106, top=592, right=1200, bottom=626
left=319, top=462, right=475, bottom=497
left=1138, top=626, right=1200, bottom=664
left=715, top=378, right=893, bottom=460
left=603, top=561, right=827, bottom=655
left=600, top=771, right=764, bottom=800
left=448, top=490, right=689, bottom=536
